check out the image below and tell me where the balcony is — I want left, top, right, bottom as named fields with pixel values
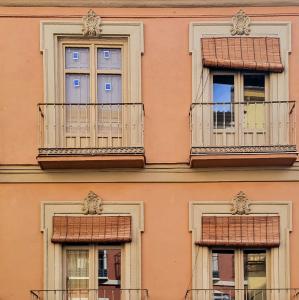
left=30, top=289, right=149, bottom=300
left=190, top=101, right=297, bottom=167
left=185, top=288, right=299, bottom=300
left=37, top=103, right=145, bottom=169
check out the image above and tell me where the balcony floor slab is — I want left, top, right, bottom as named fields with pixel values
left=37, top=154, right=145, bottom=169
left=190, top=152, right=298, bottom=168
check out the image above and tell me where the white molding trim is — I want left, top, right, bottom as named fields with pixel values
left=40, top=20, right=144, bottom=103
left=189, top=201, right=292, bottom=292
left=2, top=0, right=299, bottom=7
left=3, top=164, right=299, bottom=182
left=41, top=200, right=144, bottom=291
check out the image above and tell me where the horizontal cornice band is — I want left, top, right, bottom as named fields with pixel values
left=1, top=163, right=299, bottom=183
left=1, top=0, right=299, bottom=7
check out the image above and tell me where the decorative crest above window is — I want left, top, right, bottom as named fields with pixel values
left=82, top=191, right=103, bottom=215
left=231, top=191, right=251, bottom=215
left=82, top=9, right=102, bottom=37
left=231, top=10, right=251, bottom=36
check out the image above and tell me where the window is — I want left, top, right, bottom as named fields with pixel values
left=212, top=72, right=266, bottom=129
left=211, top=72, right=269, bottom=147
left=65, top=246, right=122, bottom=300
left=189, top=22, right=296, bottom=162
left=212, top=74, right=235, bottom=129
left=39, top=20, right=144, bottom=163
left=211, top=249, right=268, bottom=300
left=189, top=201, right=292, bottom=299
left=40, top=200, right=144, bottom=298
left=61, top=39, right=127, bottom=149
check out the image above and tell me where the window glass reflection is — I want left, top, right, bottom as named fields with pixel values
left=244, top=74, right=265, bottom=103
left=213, top=75, right=235, bottom=128
left=244, top=250, right=267, bottom=300
left=243, top=74, right=266, bottom=130
left=212, top=250, right=235, bottom=300
left=98, top=249, right=121, bottom=300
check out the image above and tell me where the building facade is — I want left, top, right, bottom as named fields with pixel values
left=0, top=1, right=299, bottom=300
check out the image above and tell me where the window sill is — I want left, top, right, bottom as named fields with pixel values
left=190, top=152, right=298, bottom=168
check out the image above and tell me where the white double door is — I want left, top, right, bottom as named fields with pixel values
left=210, top=72, right=269, bottom=148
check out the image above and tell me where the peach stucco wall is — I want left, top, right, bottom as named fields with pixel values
left=1, top=5, right=299, bottom=300
left=1, top=6, right=299, bottom=164
left=0, top=182, right=299, bottom=300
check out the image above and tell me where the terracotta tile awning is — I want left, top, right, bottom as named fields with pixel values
left=201, top=37, right=284, bottom=73
left=52, top=216, right=132, bottom=243
left=196, top=216, right=280, bottom=247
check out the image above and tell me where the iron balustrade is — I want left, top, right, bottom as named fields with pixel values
left=185, top=288, right=299, bottom=300
left=190, top=101, right=296, bottom=154
left=30, top=288, right=149, bottom=300
left=37, top=103, right=144, bottom=155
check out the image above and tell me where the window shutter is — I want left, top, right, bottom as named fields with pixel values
left=197, top=216, right=280, bottom=247
left=201, top=37, right=284, bottom=73
left=52, top=215, right=132, bottom=243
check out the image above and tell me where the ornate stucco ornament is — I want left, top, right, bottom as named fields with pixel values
left=82, top=9, right=102, bottom=37
left=82, top=191, right=103, bottom=215
left=231, top=191, right=251, bottom=215
left=231, top=10, right=251, bottom=36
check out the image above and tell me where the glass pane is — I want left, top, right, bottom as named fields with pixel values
left=98, top=249, right=121, bottom=300
left=244, top=74, right=265, bottom=102
left=97, top=48, right=122, bottom=70
left=212, top=250, right=235, bottom=300
left=97, top=74, right=122, bottom=104
left=244, top=74, right=266, bottom=130
left=66, top=250, right=89, bottom=293
left=244, top=250, right=267, bottom=300
left=213, top=75, right=235, bottom=128
left=66, top=74, right=90, bottom=103
left=65, top=47, right=89, bottom=69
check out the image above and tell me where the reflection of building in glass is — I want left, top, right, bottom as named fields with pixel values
left=212, top=250, right=235, bottom=300
left=98, top=249, right=121, bottom=300
left=213, top=75, right=235, bottom=128
left=211, top=250, right=267, bottom=300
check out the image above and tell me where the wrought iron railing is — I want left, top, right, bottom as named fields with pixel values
left=38, top=103, right=144, bottom=155
left=30, top=288, right=149, bottom=300
left=190, top=101, right=296, bottom=154
left=185, top=288, right=299, bottom=300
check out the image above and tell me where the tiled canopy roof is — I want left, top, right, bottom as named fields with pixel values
left=201, top=37, right=284, bottom=73
left=52, top=215, right=132, bottom=243
left=197, top=216, right=280, bottom=247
